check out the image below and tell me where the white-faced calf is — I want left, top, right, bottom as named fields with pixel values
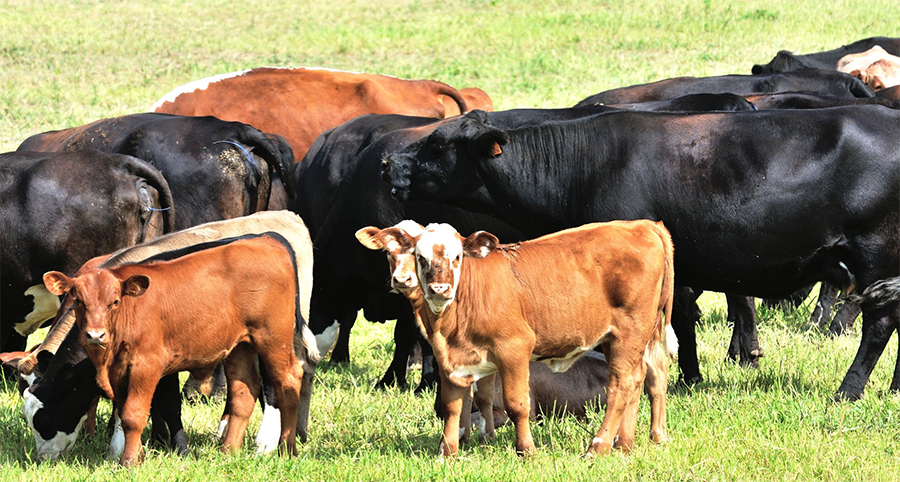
left=358, top=220, right=677, bottom=457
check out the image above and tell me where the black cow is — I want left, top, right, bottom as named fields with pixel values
left=382, top=108, right=900, bottom=401
left=752, top=37, right=900, bottom=74
left=746, top=91, right=900, bottom=110
left=576, top=69, right=873, bottom=106
left=0, top=151, right=174, bottom=357
left=293, top=94, right=756, bottom=392
left=17, top=113, right=296, bottom=230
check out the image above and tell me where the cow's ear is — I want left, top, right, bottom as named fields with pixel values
left=0, top=351, right=24, bottom=370
left=43, top=271, right=73, bottom=296
left=463, top=231, right=499, bottom=259
left=355, top=226, right=385, bottom=251
left=122, top=275, right=150, bottom=297
left=849, top=69, right=868, bottom=83
left=472, top=128, right=509, bottom=159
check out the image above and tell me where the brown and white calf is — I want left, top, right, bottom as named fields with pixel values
left=837, top=45, right=900, bottom=91
left=42, top=233, right=305, bottom=466
left=358, top=220, right=676, bottom=457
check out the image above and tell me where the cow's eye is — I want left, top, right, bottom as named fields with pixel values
left=112, top=299, right=119, bottom=307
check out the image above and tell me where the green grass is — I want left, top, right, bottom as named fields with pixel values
left=3, top=0, right=900, bottom=480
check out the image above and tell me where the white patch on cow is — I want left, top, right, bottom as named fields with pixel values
left=151, top=69, right=253, bottom=109
left=217, top=418, right=229, bottom=439
left=151, top=66, right=405, bottom=111
left=15, top=285, right=61, bottom=336
left=315, top=321, right=340, bottom=357
left=450, top=358, right=497, bottom=382
left=107, top=412, right=125, bottom=460
left=255, top=402, right=281, bottom=454
left=21, top=371, right=38, bottom=388
left=395, top=220, right=425, bottom=238
left=665, top=324, right=679, bottom=358
left=23, top=387, right=86, bottom=460
left=840, top=262, right=858, bottom=293
left=417, top=223, right=465, bottom=314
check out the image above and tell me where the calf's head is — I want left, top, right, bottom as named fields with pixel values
left=355, top=220, right=425, bottom=294
left=42, top=270, right=150, bottom=349
left=415, top=223, right=499, bottom=314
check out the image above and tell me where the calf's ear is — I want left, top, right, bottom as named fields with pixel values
left=463, top=231, right=499, bottom=259
left=122, top=275, right=150, bottom=297
left=43, top=271, right=73, bottom=296
left=355, top=226, right=385, bottom=250
left=472, top=128, right=509, bottom=159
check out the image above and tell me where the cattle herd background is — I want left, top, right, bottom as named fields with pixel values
left=1, top=2, right=899, bottom=480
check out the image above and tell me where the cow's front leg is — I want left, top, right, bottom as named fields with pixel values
left=118, top=370, right=162, bottom=467
left=438, top=373, right=467, bottom=457
left=497, top=358, right=533, bottom=456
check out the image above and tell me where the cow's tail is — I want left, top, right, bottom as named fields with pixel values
left=432, top=82, right=469, bottom=117
left=845, top=277, right=900, bottom=318
left=656, top=221, right=678, bottom=360
left=119, top=155, right=176, bottom=235
left=232, top=125, right=297, bottom=200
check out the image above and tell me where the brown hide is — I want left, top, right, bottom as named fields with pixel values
left=837, top=46, right=900, bottom=91
left=153, top=67, right=492, bottom=159
left=43, top=235, right=303, bottom=466
left=361, top=220, right=675, bottom=458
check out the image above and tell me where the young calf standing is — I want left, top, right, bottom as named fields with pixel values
left=359, top=220, right=676, bottom=457
left=42, top=233, right=304, bottom=466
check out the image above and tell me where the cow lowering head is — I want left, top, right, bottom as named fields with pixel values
left=355, top=221, right=425, bottom=294
left=382, top=110, right=508, bottom=208
left=43, top=270, right=149, bottom=349
left=415, top=223, right=499, bottom=314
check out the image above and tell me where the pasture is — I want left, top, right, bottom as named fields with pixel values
left=2, top=0, right=900, bottom=480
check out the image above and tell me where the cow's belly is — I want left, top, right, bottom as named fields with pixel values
left=450, top=358, right=498, bottom=382
left=531, top=339, right=604, bottom=373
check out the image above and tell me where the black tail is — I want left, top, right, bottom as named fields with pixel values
left=234, top=125, right=297, bottom=200
left=118, top=154, right=176, bottom=234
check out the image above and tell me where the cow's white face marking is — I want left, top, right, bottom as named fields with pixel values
left=450, top=358, right=497, bottom=382
left=21, top=371, right=38, bottom=388
left=416, top=224, right=464, bottom=314
left=23, top=388, right=85, bottom=460
left=15, top=285, right=61, bottom=336
left=315, top=321, right=340, bottom=357
left=107, top=412, right=124, bottom=460
left=255, top=402, right=281, bottom=454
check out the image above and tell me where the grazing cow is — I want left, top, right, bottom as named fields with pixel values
left=575, top=69, right=873, bottom=106
left=358, top=221, right=676, bottom=457
left=17, top=211, right=317, bottom=460
left=837, top=46, right=900, bottom=91
left=42, top=233, right=305, bottom=466
left=752, top=37, right=900, bottom=74
left=382, top=108, right=900, bottom=401
left=151, top=67, right=492, bottom=158
left=469, top=352, right=610, bottom=431
left=17, top=113, right=295, bottom=230
left=0, top=151, right=174, bottom=358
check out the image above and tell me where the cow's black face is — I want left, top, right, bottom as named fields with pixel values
left=383, top=110, right=508, bottom=211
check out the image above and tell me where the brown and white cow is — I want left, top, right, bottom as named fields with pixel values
left=42, top=233, right=305, bottom=466
left=837, top=46, right=900, bottom=91
left=358, top=220, right=677, bottom=457
left=152, top=67, right=493, bottom=159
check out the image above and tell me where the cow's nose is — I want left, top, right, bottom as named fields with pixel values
left=84, top=330, right=106, bottom=345
left=393, top=273, right=415, bottom=288
left=429, top=283, right=452, bottom=297
left=381, top=158, right=391, bottom=174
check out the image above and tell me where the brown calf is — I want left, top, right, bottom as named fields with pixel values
left=837, top=45, right=900, bottom=91
left=358, top=220, right=676, bottom=457
left=43, top=233, right=304, bottom=466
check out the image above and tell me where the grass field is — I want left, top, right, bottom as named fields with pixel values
left=2, top=0, right=900, bottom=480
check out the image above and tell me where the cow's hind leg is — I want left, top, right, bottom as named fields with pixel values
left=472, top=374, right=497, bottom=441
left=255, top=345, right=303, bottom=456
left=836, top=310, right=898, bottom=401
left=150, top=373, right=188, bottom=455
left=221, top=343, right=260, bottom=453
left=587, top=338, right=644, bottom=457
left=643, top=340, right=670, bottom=443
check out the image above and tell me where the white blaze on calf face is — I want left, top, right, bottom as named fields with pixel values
left=416, top=223, right=465, bottom=314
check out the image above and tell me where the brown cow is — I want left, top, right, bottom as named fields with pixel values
left=837, top=46, right=900, bottom=91
left=42, top=233, right=304, bottom=466
left=357, top=220, right=676, bottom=457
left=152, top=67, right=493, bottom=158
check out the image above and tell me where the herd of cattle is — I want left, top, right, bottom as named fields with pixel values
left=1, top=36, right=900, bottom=465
